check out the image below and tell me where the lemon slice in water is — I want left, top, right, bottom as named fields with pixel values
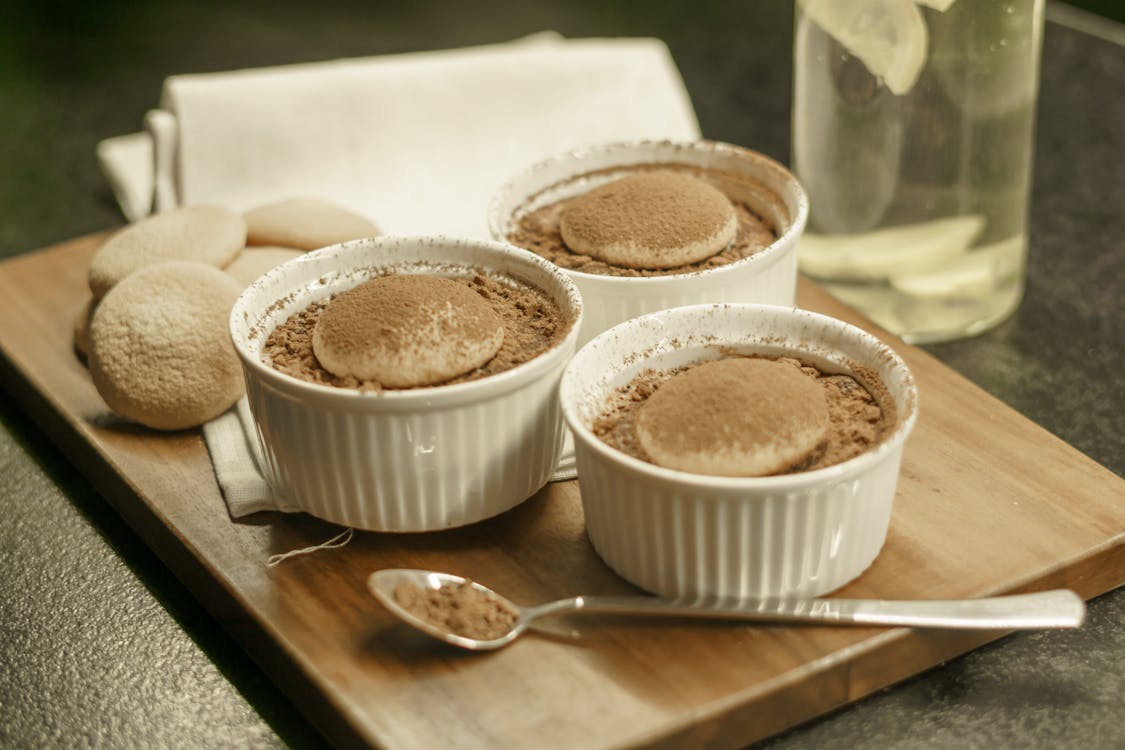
left=801, top=0, right=928, bottom=96
left=799, top=214, right=984, bottom=281
left=891, top=234, right=1024, bottom=299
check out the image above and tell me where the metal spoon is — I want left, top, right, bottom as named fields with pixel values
left=367, top=568, right=1086, bottom=652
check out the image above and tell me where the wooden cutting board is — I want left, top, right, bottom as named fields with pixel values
left=2, top=234, right=1123, bottom=750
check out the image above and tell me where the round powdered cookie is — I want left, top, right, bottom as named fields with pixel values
left=89, top=205, right=246, bottom=300
left=88, top=261, right=245, bottom=431
left=224, top=246, right=304, bottom=288
left=560, top=171, right=737, bottom=269
left=312, top=275, right=504, bottom=388
left=244, top=198, right=380, bottom=251
left=635, top=358, right=829, bottom=476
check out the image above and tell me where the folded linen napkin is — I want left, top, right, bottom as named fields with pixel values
left=101, top=33, right=700, bottom=519
left=101, top=33, right=700, bottom=233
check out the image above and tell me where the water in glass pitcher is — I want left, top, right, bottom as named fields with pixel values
left=792, top=0, right=1045, bottom=342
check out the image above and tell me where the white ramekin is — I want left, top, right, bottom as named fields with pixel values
left=559, top=304, right=918, bottom=598
left=230, top=236, right=583, bottom=532
left=488, top=140, right=809, bottom=345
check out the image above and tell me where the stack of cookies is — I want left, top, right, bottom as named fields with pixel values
left=78, top=198, right=379, bottom=430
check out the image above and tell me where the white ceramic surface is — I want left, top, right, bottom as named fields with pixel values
left=230, top=236, right=583, bottom=532
left=488, top=140, right=808, bottom=345
left=559, top=304, right=918, bottom=598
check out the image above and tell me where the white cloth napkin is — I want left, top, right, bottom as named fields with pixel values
left=101, top=33, right=700, bottom=232
left=101, top=34, right=700, bottom=519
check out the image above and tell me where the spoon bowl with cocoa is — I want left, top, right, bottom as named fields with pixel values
left=367, top=568, right=1085, bottom=652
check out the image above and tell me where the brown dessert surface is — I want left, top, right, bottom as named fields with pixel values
left=392, top=580, right=518, bottom=642
left=264, top=271, right=567, bottom=391
left=312, top=275, right=504, bottom=386
left=559, top=171, right=737, bottom=269
left=635, top=358, right=829, bottom=476
left=594, top=355, right=894, bottom=475
left=508, top=164, right=780, bottom=277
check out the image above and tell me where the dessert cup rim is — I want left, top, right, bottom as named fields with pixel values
left=559, top=303, right=918, bottom=491
left=230, top=234, right=584, bottom=410
left=487, top=138, right=809, bottom=284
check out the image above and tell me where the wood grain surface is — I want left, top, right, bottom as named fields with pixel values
left=1, top=234, right=1122, bottom=750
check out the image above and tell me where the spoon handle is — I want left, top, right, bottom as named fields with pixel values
left=527, top=589, right=1084, bottom=630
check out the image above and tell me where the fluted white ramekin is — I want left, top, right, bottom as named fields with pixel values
left=488, top=140, right=808, bottom=345
left=559, top=304, right=917, bottom=598
left=230, top=236, right=582, bottom=532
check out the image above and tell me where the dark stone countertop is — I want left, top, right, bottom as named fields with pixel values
left=1, top=1, right=1121, bottom=748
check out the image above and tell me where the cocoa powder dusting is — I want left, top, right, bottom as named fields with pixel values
left=393, top=580, right=518, bottom=641
left=315, top=275, right=501, bottom=363
left=593, top=355, right=895, bottom=475
left=559, top=171, right=735, bottom=267
left=635, top=358, right=829, bottom=474
left=264, top=272, right=567, bottom=391
left=508, top=164, right=779, bottom=277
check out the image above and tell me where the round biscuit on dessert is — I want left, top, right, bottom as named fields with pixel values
left=88, top=205, right=246, bottom=300
left=87, top=261, right=245, bottom=430
left=636, top=358, right=829, bottom=476
left=244, top=197, right=380, bottom=251
left=224, top=246, right=304, bottom=288
left=559, top=171, right=738, bottom=269
left=312, top=275, right=504, bottom=388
